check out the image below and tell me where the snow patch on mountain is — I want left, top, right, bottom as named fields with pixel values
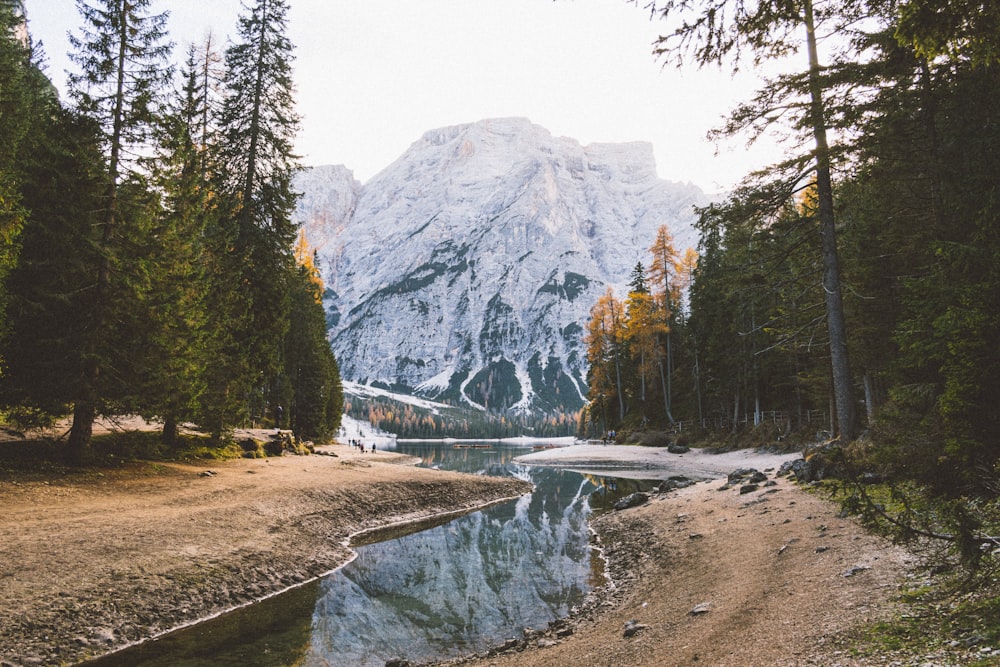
left=297, top=118, right=706, bottom=414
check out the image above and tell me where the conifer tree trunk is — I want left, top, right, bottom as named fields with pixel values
left=804, top=0, right=857, bottom=441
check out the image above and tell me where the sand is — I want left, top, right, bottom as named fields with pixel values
left=0, top=439, right=956, bottom=667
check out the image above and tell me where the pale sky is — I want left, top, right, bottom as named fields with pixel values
left=24, top=0, right=789, bottom=193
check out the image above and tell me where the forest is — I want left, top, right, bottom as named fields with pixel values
left=585, top=0, right=999, bottom=569
left=0, top=0, right=343, bottom=461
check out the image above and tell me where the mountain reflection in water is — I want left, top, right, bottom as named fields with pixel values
left=304, top=444, right=599, bottom=666
left=83, top=442, right=659, bottom=667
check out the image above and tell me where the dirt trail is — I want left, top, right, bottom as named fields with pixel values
left=445, top=472, right=914, bottom=667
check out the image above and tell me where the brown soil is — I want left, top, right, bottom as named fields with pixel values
left=0, top=443, right=529, bottom=666
left=437, top=473, right=918, bottom=667
left=1, top=431, right=983, bottom=667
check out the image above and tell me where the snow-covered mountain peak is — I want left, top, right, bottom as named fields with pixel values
left=296, top=118, right=707, bottom=414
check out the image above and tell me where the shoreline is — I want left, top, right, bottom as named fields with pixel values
left=514, top=442, right=802, bottom=480
left=3, top=439, right=967, bottom=666
left=0, top=445, right=531, bottom=666
left=438, top=462, right=917, bottom=667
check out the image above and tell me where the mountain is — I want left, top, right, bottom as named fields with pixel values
left=295, top=117, right=705, bottom=414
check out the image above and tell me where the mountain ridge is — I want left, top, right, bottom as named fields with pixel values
left=295, top=117, right=706, bottom=414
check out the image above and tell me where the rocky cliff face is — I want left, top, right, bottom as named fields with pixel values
left=295, top=118, right=704, bottom=414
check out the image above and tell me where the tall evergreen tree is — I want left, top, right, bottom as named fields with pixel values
left=0, top=4, right=51, bottom=373
left=1, top=110, right=108, bottom=427
left=64, top=0, right=173, bottom=458
left=281, top=233, right=343, bottom=441
left=645, top=0, right=860, bottom=440
left=586, top=288, right=628, bottom=432
left=139, top=43, right=218, bottom=445
left=648, top=225, right=681, bottom=423
left=203, top=0, right=301, bottom=435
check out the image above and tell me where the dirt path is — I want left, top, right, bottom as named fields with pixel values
left=439, top=471, right=916, bottom=667
left=3, top=438, right=978, bottom=667
left=0, top=445, right=530, bottom=666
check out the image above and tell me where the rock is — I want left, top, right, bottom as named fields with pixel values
left=728, top=469, right=768, bottom=487
left=842, top=565, right=870, bottom=577
left=689, top=602, right=711, bottom=615
left=777, top=459, right=798, bottom=476
left=660, top=476, right=695, bottom=492
left=613, top=492, right=650, bottom=511
left=667, top=443, right=690, bottom=454
left=385, top=660, right=412, bottom=667
left=727, top=468, right=757, bottom=484
left=93, top=627, right=116, bottom=644
left=623, top=619, right=648, bottom=637
left=784, top=458, right=816, bottom=483
left=739, top=483, right=759, bottom=494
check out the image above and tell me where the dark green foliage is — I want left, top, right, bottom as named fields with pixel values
left=0, top=6, right=55, bottom=370
left=280, top=265, right=343, bottom=442
left=138, top=44, right=216, bottom=444
left=0, top=1, right=343, bottom=459
left=1, top=110, right=106, bottom=418
left=466, top=359, right=522, bottom=410
left=840, top=56, right=1000, bottom=498
left=200, top=0, right=303, bottom=436
left=347, top=396, right=576, bottom=440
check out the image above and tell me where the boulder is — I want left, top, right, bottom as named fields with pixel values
left=613, top=492, right=650, bottom=511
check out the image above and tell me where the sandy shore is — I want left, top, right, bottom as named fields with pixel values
left=514, top=442, right=801, bottom=480
left=1, top=439, right=965, bottom=666
left=0, top=444, right=530, bottom=666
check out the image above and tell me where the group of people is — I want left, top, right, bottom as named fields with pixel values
left=347, top=438, right=375, bottom=453
left=602, top=429, right=616, bottom=445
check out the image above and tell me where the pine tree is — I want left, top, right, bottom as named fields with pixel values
left=0, top=4, right=51, bottom=374
left=281, top=233, right=343, bottom=441
left=64, top=0, right=173, bottom=458
left=646, top=0, right=860, bottom=440
left=1, top=110, right=108, bottom=428
left=203, top=0, right=301, bottom=435
left=585, top=288, right=627, bottom=433
left=648, top=225, right=681, bottom=423
left=138, top=43, right=219, bottom=445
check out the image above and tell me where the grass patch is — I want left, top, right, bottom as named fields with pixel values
left=0, top=428, right=248, bottom=475
left=848, top=587, right=1000, bottom=665
left=800, top=478, right=1000, bottom=665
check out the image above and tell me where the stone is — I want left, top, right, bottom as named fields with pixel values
left=689, top=602, right=711, bottom=615
left=613, top=492, right=650, bottom=511
left=623, top=619, right=648, bottom=637
left=727, top=468, right=757, bottom=484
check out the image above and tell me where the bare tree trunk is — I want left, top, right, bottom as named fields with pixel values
left=863, top=372, right=876, bottom=425
left=804, top=0, right=857, bottom=441
left=68, top=399, right=95, bottom=464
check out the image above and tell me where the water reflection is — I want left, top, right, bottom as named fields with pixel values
left=303, top=443, right=599, bottom=666
left=83, top=442, right=661, bottom=667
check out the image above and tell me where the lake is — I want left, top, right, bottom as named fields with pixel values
left=84, top=441, right=659, bottom=667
